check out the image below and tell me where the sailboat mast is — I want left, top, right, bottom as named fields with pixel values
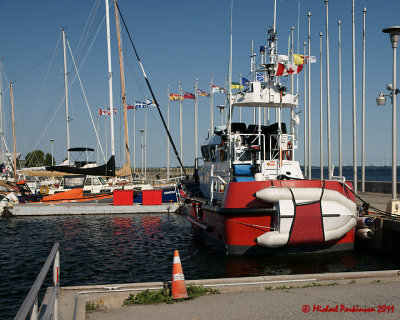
left=114, top=0, right=131, bottom=175
left=10, top=81, right=17, bottom=181
left=105, top=0, right=115, bottom=157
left=62, top=29, right=71, bottom=163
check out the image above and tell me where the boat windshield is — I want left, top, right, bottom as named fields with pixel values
left=99, top=176, right=107, bottom=185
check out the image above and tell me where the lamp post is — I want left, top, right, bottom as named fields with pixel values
left=50, top=139, right=55, bottom=166
left=377, top=26, right=400, bottom=206
left=217, top=105, right=226, bottom=127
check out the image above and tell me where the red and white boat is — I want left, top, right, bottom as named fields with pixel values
left=184, top=1, right=358, bottom=254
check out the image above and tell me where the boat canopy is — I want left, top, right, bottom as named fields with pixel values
left=46, top=155, right=115, bottom=177
left=67, top=147, right=95, bottom=152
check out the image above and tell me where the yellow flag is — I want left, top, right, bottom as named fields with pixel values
left=293, top=54, right=304, bottom=65
left=231, top=82, right=244, bottom=89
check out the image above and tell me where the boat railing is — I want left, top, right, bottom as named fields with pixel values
left=150, top=176, right=184, bottom=186
left=232, top=133, right=265, bottom=162
left=14, top=243, right=60, bottom=320
left=209, top=165, right=227, bottom=202
left=330, top=166, right=346, bottom=183
left=269, top=134, right=295, bottom=163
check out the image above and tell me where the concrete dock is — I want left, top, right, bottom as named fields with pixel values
left=57, top=270, right=400, bottom=320
left=355, top=191, right=396, bottom=212
left=7, top=202, right=180, bottom=216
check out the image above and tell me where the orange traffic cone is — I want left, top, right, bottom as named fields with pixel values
left=171, top=250, right=188, bottom=299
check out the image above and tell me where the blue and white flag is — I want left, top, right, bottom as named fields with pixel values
left=146, top=98, right=156, bottom=107
left=241, top=77, right=250, bottom=86
left=256, top=72, right=264, bottom=82
left=135, top=101, right=147, bottom=109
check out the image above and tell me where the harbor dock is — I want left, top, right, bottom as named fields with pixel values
left=58, top=270, right=400, bottom=320
left=7, top=202, right=180, bottom=216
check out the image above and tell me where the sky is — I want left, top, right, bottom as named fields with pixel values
left=0, top=0, right=399, bottom=170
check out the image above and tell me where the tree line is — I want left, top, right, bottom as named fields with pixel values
left=23, top=150, right=54, bottom=167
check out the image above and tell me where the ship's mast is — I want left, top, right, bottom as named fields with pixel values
left=114, top=0, right=131, bottom=178
left=105, top=0, right=115, bottom=157
left=62, top=29, right=71, bottom=163
left=10, top=81, right=17, bottom=181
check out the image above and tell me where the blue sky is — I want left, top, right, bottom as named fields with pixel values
left=0, top=0, right=399, bottom=169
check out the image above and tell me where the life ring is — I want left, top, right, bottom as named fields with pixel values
left=219, top=140, right=226, bottom=161
left=40, top=185, right=49, bottom=195
left=285, top=141, right=292, bottom=160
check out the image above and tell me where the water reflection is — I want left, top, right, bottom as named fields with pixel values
left=56, top=218, right=85, bottom=240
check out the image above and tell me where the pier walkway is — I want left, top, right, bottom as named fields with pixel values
left=355, top=191, right=395, bottom=212
left=59, top=271, right=400, bottom=320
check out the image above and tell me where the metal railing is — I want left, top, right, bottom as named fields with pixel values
left=269, top=133, right=295, bottom=162
left=209, top=165, right=227, bottom=202
left=14, top=243, right=60, bottom=320
left=150, top=176, right=185, bottom=186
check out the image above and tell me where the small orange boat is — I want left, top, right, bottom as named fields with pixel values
left=15, top=180, right=113, bottom=204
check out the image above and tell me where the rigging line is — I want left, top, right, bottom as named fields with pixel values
left=60, top=16, right=105, bottom=134
left=20, top=86, right=65, bottom=158
left=125, top=57, right=147, bottom=99
left=74, top=0, right=102, bottom=62
left=75, top=4, right=104, bottom=67
left=67, top=14, right=106, bottom=97
left=115, top=1, right=186, bottom=176
left=12, top=53, right=54, bottom=84
left=66, top=39, right=106, bottom=163
left=19, top=96, right=63, bottom=166
left=25, top=33, right=63, bottom=142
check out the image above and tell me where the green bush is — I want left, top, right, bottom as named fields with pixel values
left=124, top=284, right=220, bottom=305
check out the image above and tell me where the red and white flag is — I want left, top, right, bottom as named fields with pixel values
left=212, top=85, right=226, bottom=94
left=99, top=108, right=117, bottom=116
left=275, top=63, right=303, bottom=76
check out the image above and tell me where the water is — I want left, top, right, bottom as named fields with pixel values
left=308, top=166, right=400, bottom=182
left=1, top=213, right=400, bottom=319
left=1, top=167, right=399, bottom=318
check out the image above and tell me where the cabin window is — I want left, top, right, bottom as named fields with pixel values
left=201, top=146, right=210, bottom=162
left=209, top=145, right=216, bottom=162
left=84, top=178, right=92, bottom=186
left=93, top=178, right=101, bottom=185
left=99, top=177, right=107, bottom=185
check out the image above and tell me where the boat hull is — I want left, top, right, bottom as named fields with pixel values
left=186, top=180, right=356, bottom=255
